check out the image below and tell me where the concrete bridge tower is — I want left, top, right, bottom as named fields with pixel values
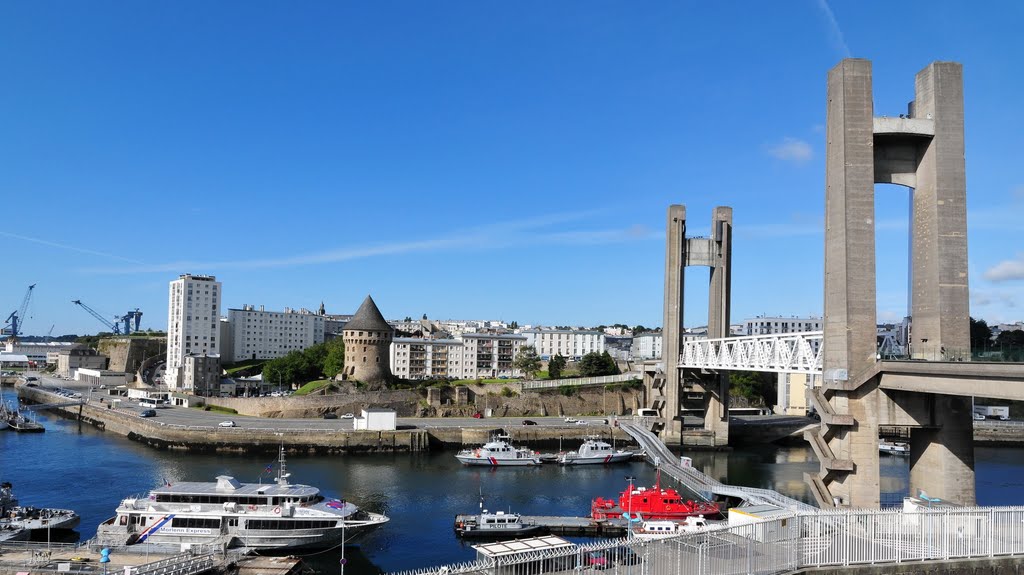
left=813, top=59, right=974, bottom=508
left=655, top=205, right=732, bottom=446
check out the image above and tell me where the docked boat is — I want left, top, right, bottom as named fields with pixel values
left=0, top=482, right=80, bottom=543
left=556, top=436, right=633, bottom=465
left=879, top=440, right=910, bottom=455
left=1, top=402, right=44, bottom=432
left=591, top=471, right=720, bottom=520
left=455, top=434, right=542, bottom=466
left=96, top=447, right=388, bottom=551
left=631, top=516, right=709, bottom=540
left=454, top=495, right=543, bottom=540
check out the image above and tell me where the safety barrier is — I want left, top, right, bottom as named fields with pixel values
left=389, top=506, right=1024, bottom=575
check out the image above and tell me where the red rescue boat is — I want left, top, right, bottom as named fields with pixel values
left=591, top=471, right=720, bottom=520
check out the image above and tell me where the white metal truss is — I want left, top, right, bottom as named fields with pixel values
left=680, top=331, right=823, bottom=374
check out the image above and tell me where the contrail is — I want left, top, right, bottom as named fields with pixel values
left=817, top=0, right=852, bottom=58
left=0, top=231, right=146, bottom=264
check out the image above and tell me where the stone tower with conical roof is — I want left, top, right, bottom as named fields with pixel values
left=342, top=295, right=394, bottom=385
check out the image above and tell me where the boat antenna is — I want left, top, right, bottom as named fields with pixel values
left=655, top=466, right=662, bottom=492
left=276, top=442, right=291, bottom=486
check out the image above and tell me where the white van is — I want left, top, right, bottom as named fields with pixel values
left=139, top=400, right=157, bottom=409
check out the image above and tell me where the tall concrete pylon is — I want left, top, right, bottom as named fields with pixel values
left=814, top=59, right=974, bottom=508
left=659, top=205, right=732, bottom=446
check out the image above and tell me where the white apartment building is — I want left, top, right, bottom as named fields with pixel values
left=390, top=338, right=466, bottom=380
left=745, top=316, right=823, bottom=335
left=521, top=329, right=605, bottom=360
left=458, top=333, right=528, bottom=379
left=4, top=341, right=76, bottom=365
left=632, top=332, right=663, bottom=360
left=390, top=333, right=529, bottom=380
left=166, top=274, right=221, bottom=390
left=227, top=305, right=325, bottom=362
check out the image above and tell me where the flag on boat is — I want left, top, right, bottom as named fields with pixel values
left=264, top=464, right=273, bottom=473
left=326, top=499, right=346, bottom=509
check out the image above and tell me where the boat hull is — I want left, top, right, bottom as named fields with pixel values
left=558, top=452, right=633, bottom=465
left=455, top=524, right=544, bottom=539
left=455, top=455, right=541, bottom=466
left=99, top=513, right=388, bottom=551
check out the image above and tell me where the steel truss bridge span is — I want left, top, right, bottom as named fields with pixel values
left=680, top=331, right=823, bottom=374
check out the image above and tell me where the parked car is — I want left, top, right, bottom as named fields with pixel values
left=341, top=413, right=355, bottom=419
left=973, top=413, right=986, bottom=421
left=472, top=412, right=483, bottom=419
left=522, top=420, right=538, bottom=426
left=323, top=412, right=338, bottom=419
left=140, top=409, right=157, bottom=418
left=218, top=420, right=237, bottom=428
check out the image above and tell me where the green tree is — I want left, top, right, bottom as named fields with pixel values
left=513, top=345, right=541, bottom=379
left=548, top=354, right=567, bottom=379
left=323, top=339, right=346, bottom=378
left=509, top=321, right=519, bottom=329
left=997, top=329, right=1024, bottom=362
left=970, top=317, right=993, bottom=354
left=579, top=351, right=619, bottom=377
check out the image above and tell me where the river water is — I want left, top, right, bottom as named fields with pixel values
left=3, top=390, right=1024, bottom=573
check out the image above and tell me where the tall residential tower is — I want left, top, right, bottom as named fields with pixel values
left=166, top=274, right=222, bottom=390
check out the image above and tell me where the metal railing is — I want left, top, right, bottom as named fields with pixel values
left=681, top=332, right=823, bottom=374
left=389, top=506, right=1024, bottom=575
left=521, top=373, right=642, bottom=390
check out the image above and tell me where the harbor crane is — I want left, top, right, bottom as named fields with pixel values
left=2, top=284, right=36, bottom=341
left=72, top=299, right=123, bottom=335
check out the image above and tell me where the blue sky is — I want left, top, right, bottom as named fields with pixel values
left=1, top=1, right=1021, bottom=336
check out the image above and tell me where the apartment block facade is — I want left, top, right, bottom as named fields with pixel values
left=166, top=274, right=221, bottom=390
left=390, top=333, right=528, bottom=380
left=227, top=305, right=325, bottom=362
left=521, top=329, right=604, bottom=360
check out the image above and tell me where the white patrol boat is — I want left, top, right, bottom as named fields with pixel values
left=556, top=436, right=633, bottom=465
left=455, top=434, right=542, bottom=466
left=96, top=447, right=388, bottom=550
left=632, top=516, right=709, bottom=540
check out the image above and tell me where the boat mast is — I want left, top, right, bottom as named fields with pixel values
left=276, top=444, right=291, bottom=486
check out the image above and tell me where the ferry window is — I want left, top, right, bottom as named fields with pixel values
left=228, top=518, right=238, bottom=527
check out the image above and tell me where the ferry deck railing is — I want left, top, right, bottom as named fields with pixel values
left=389, top=506, right=1024, bottom=575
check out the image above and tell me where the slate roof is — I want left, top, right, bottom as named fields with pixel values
left=343, top=295, right=392, bottom=332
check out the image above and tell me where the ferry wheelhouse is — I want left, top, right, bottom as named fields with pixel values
left=96, top=448, right=388, bottom=551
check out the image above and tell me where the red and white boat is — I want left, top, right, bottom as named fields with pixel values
left=591, top=472, right=720, bottom=520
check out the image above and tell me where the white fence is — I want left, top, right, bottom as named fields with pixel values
left=390, top=506, right=1024, bottom=575
left=521, top=373, right=641, bottom=391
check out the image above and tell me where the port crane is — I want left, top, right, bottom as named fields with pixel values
left=2, top=284, right=36, bottom=341
left=72, top=300, right=142, bottom=335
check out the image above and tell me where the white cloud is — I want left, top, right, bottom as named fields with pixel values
left=766, top=137, right=813, bottom=164
left=984, top=255, right=1024, bottom=282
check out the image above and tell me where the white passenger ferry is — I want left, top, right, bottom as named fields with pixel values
left=455, top=434, right=542, bottom=466
left=96, top=448, right=388, bottom=550
left=556, top=436, right=633, bottom=465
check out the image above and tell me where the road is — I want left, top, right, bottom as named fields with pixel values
left=18, top=371, right=817, bottom=432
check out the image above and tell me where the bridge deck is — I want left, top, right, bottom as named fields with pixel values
left=619, top=422, right=816, bottom=512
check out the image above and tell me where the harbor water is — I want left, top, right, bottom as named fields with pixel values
left=3, top=390, right=1024, bottom=573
